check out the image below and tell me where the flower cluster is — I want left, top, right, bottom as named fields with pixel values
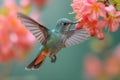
left=0, top=0, right=51, bottom=63
left=0, top=0, right=36, bottom=63
left=0, top=14, right=35, bottom=63
left=71, top=0, right=120, bottom=40
left=84, top=44, right=120, bottom=79
left=84, top=33, right=120, bottom=79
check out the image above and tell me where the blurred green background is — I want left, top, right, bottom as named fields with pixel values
left=0, top=0, right=120, bottom=80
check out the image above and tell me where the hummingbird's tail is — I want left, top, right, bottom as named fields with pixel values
left=25, top=49, right=48, bottom=70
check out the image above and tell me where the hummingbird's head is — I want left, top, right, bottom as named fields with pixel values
left=55, top=18, right=77, bottom=33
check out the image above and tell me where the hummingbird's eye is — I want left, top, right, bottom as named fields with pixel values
left=63, top=22, right=68, bottom=26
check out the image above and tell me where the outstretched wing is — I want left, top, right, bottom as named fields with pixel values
left=17, top=13, right=49, bottom=45
left=65, top=29, right=90, bottom=47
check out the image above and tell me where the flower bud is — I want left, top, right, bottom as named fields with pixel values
left=97, top=32, right=104, bottom=40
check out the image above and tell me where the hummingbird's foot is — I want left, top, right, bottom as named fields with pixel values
left=51, top=55, right=56, bottom=63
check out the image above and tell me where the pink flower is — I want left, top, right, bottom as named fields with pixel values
left=0, top=14, right=35, bottom=63
left=71, top=0, right=87, bottom=19
left=96, top=20, right=107, bottom=30
left=85, top=0, right=106, bottom=21
left=71, top=0, right=107, bottom=40
left=71, top=0, right=106, bottom=21
left=105, top=5, right=120, bottom=32
left=71, top=0, right=120, bottom=40
left=105, top=57, right=119, bottom=76
left=84, top=55, right=102, bottom=78
left=0, top=1, right=35, bottom=63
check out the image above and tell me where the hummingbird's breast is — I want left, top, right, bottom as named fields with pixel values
left=45, top=30, right=66, bottom=53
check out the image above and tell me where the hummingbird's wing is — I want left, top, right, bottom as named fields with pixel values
left=65, top=29, right=90, bottom=47
left=17, top=13, right=49, bottom=45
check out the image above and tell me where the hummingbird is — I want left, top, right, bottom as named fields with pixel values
left=17, top=13, right=90, bottom=70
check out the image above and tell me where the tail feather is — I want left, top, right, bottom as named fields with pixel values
left=25, top=49, right=48, bottom=70
left=26, top=58, right=44, bottom=70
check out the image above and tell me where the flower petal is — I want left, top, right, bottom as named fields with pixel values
left=109, top=19, right=119, bottom=32
left=105, top=5, right=115, bottom=13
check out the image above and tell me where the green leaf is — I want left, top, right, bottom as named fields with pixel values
left=116, top=4, right=120, bottom=10
left=98, top=0, right=104, bottom=2
left=109, top=0, right=120, bottom=10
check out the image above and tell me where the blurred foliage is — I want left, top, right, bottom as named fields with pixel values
left=109, top=0, right=120, bottom=10
left=98, top=0, right=120, bottom=10
left=90, top=34, right=113, bottom=53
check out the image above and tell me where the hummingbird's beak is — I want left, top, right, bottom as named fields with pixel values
left=71, top=21, right=80, bottom=24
